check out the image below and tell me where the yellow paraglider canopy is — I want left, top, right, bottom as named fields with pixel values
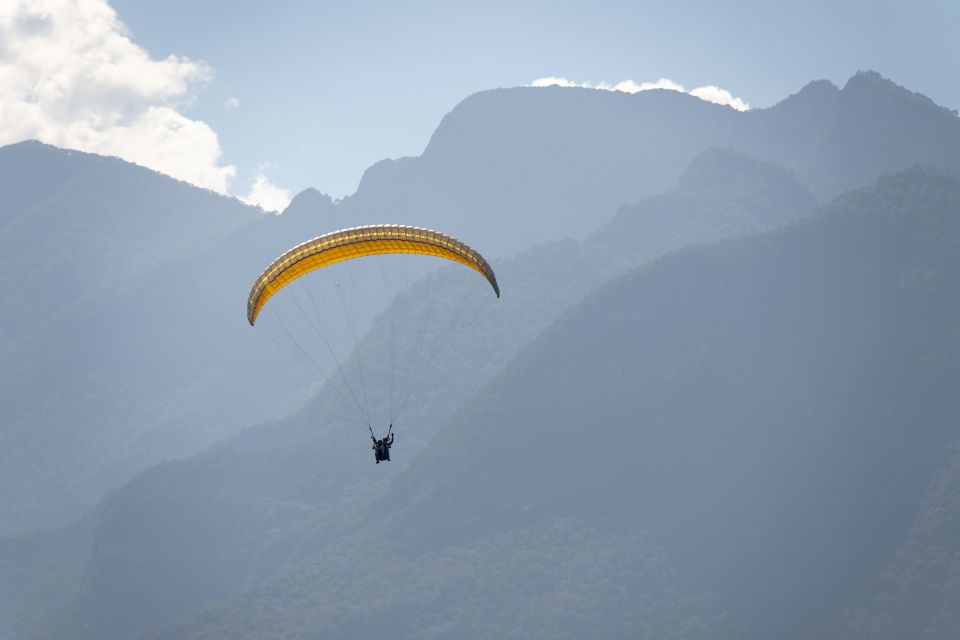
left=247, top=224, right=499, bottom=325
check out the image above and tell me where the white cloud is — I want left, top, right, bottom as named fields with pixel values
left=224, top=96, right=240, bottom=110
left=598, top=78, right=686, bottom=93
left=241, top=174, right=292, bottom=213
left=0, top=0, right=237, bottom=192
left=689, top=85, right=750, bottom=111
left=530, top=75, right=750, bottom=111
left=531, top=76, right=591, bottom=89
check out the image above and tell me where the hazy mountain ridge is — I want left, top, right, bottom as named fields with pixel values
left=0, top=141, right=262, bottom=314
left=0, top=518, right=95, bottom=640
left=591, top=147, right=817, bottom=259
left=846, top=443, right=960, bottom=640
left=143, top=519, right=738, bottom=640
left=342, top=70, right=960, bottom=258
left=0, top=142, right=378, bottom=536
left=368, top=165, right=960, bottom=640
left=748, top=71, right=960, bottom=197
left=2, top=70, right=960, bottom=638
left=0, top=72, right=845, bottom=536
left=0, top=141, right=275, bottom=534
left=7, top=147, right=819, bottom=639
left=5, top=70, right=959, bottom=536
left=108, top=165, right=960, bottom=640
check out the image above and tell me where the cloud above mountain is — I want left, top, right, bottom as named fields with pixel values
left=0, top=0, right=290, bottom=211
left=531, top=76, right=750, bottom=111
left=241, top=173, right=292, bottom=213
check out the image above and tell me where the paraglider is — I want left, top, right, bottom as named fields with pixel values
left=247, top=224, right=499, bottom=326
left=371, top=425, right=395, bottom=463
left=247, top=224, right=499, bottom=463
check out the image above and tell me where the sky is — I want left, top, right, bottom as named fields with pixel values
left=2, top=0, right=957, bottom=210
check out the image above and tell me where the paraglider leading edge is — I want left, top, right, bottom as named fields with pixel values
left=246, top=224, right=500, bottom=325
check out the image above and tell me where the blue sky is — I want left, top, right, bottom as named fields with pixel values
left=4, top=0, right=958, bottom=207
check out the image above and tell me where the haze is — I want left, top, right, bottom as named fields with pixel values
left=1, top=1, right=959, bottom=639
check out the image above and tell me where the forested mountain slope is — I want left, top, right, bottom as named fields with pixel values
left=143, top=166, right=960, bottom=640
left=0, top=141, right=269, bottom=534
left=846, top=444, right=960, bottom=640
left=4, top=70, right=958, bottom=535
left=7, top=149, right=818, bottom=640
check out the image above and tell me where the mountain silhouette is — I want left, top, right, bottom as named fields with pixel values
left=6, top=147, right=820, bottom=639
left=136, top=165, right=960, bottom=640
left=337, top=70, right=960, bottom=255
left=2, top=71, right=960, bottom=640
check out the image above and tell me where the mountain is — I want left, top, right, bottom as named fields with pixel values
left=358, top=165, right=960, bottom=640
left=591, top=146, right=817, bottom=261
left=745, top=71, right=960, bottom=198
left=0, top=142, right=344, bottom=535
left=4, top=64, right=959, bottom=633
left=338, top=71, right=960, bottom=256
left=0, top=518, right=94, bottom=640
left=0, top=141, right=260, bottom=335
left=845, top=444, right=960, bottom=640
left=128, top=166, right=960, bottom=639
left=4, top=70, right=959, bottom=536
left=3, top=148, right=819, bottom=639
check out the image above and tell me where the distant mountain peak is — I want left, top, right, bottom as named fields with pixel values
left=0, top=140, right=139, bottom=221
left=842, top=69, right=899, bottom=93
left=766, top=78, right=840, bottom=114
left=841, top=69, right=942, bottom=110
left=768, top=71, right=935, bottom=116
left=0, top=138, right=106, bottom=168
left=679, top=147, right=780, bottom=189
left=590, top=148, right=816, bottom=257
left=277, top=186, right=359, bottom=236
left=794, top=78, right=840, bottom=99
left=676, top=148, right=815, bottom=208
left=281, top=188, right=335, bottom=217
left=422, top=83, right=711, bottom=162
left=1, top=138, right=55, bottom=153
